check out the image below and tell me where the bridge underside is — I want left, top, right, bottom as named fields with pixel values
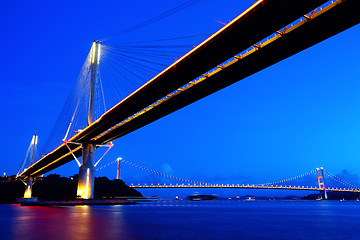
left=19, top=0, right=360, bottom=179
left=95, top=0, right=360, bottom=144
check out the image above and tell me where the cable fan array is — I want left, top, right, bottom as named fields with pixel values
left=40, top=49, right=106, bottom=157
left=99, top=34, right=208, bottom=108
left=17, top=135, right=38, bottom=177
left=99, top=0, right=203, bottom=42
left=38, top=33, right=208, bottom=161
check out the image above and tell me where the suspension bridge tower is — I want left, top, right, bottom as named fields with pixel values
left=116, top=157, right=122, bottom=180
left=76, top=41, right=100, bottom=199
left=316, top=167, right=328, bottom=200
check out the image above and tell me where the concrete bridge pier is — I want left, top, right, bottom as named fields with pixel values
left=23, top=176, right=33, bottom=198
left=77, top=143, right=95, bottom=199
left=22, top=175, right=38, bottom=203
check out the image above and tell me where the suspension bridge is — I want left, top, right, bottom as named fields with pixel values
left=95, top=158, right=360, bottom=200
left=15, top=0, right=360, bottom=200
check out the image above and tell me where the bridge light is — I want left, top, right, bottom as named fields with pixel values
left=24, top=187, right=32, bottom=198
left=91, top=42, right=96, bottom=64
left=31, top=135, right=38, bottom=145
left=97, top=44, right=101, bottom=65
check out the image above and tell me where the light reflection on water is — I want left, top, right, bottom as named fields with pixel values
left=6, top=205, right=134, bottom=240
left=1, top=201, right=360, bottom=240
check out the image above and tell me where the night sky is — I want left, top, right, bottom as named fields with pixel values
left=1, top=0, right=360, bottom=195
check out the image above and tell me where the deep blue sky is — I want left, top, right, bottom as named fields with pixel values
left=1, top=0, right=360, bottom=193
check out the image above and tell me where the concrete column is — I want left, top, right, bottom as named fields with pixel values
left=24, top=176, right=33, bottom=198
left=77, top=143, right=95, bottom=199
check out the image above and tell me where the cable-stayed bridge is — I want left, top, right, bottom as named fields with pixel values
left=16, top=0, right=360, bottom=199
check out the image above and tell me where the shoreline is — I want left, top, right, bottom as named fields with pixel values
left=20, top=198, right=138, bottom=206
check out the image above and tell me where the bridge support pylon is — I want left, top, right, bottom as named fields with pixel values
left=76, top=40, right=100, bottom=199
left=77, top=143, right=95, bottom=199
left=316, top=167, right=327, bottom=200
left=24, top=176, right=33, bottom=198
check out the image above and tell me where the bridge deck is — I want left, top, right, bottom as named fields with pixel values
left=19, top=0, right=360, bottom=178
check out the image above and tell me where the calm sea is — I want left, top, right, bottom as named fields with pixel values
left=0, top=200, right=359, bottom=240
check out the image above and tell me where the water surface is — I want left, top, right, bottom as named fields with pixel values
left=0, top=200, right=359, bottom=239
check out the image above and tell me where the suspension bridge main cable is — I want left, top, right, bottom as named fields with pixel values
left=324, top=171, right=360, bottom=190
left=96, top=158, right=209, bottom=185
left=260, top=169, right=317, bottom=186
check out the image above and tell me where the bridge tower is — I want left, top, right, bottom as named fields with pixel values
left=116, top=157, right=122, bottom=180
left=316, top=167, right=328, bottom=200
left=23, top=134, right=38, bottom=198
left=76, top=41, right=100, bottom=199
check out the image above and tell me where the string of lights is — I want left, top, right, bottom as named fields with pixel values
left=260, top=169, right=317, bottom=186
left=96, top=158, right=209, bottom=185
left=325, top=171, right=360, bottom=190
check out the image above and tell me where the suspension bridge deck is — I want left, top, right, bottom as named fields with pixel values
left=130, top=184, right=360, bottom=193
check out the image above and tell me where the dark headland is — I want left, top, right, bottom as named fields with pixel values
left=0, top=174, right=142, bottom=204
